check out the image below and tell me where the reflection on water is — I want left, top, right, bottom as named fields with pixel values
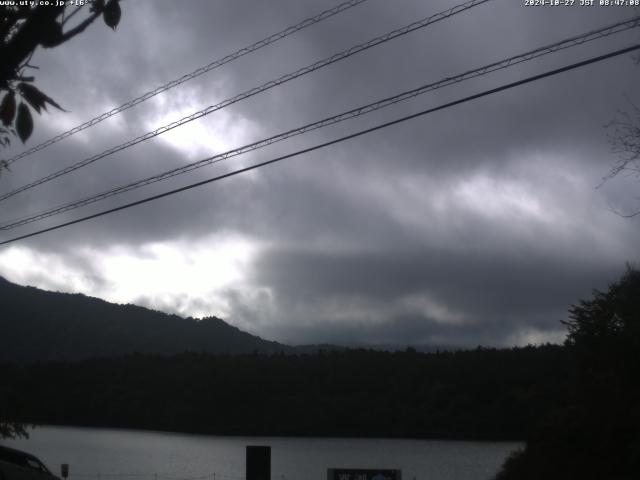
left=2, top=426, right=520, bottom=480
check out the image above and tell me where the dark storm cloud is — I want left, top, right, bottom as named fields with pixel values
left=250, top=247, right=610, bottom=314
left=1, top=0, right=639, bottom=347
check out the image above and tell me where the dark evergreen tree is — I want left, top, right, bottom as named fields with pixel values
left=495, top=266, right=640, bottom=480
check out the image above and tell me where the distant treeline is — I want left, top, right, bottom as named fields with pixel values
left=3, top=266, right=639, bottom=479
left=2, top=345, right=571, bottom=441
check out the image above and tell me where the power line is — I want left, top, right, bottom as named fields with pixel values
left=2, top=0, right=372, bottom=166
left=1, top=15, right=637, bottom=231
left=1, top=43, right=638, bottom=247
left=0, top=0, right=492, bottom=203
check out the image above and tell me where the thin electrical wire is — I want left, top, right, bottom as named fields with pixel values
left=0, top=0, right=492, bottom=203
left=1, top=15, right=638, bottom=230
left=3, top=0, right=372, bottom=166
left=1, top=43, right=638, bottom=247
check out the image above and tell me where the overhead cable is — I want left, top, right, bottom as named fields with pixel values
left=2, top=0, right=372, bottom=166
left=0, top=0, right=492, bottom=202
left=1, top=15, right=638, bottom=230
left=1, top=43, right=638, bottom=247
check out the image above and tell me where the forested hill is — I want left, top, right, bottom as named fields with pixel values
left=0, top=276, right=291, bottom=361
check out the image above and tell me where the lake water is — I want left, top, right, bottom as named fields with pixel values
left=2, top=426, right=520, bottom=480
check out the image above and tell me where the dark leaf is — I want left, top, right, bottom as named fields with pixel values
left=103, top=0, right=121, bottom=31
left=40, top=20, right=63, bottom=48
left=18, top=83, right=66, bottom=113
left=91, top=0, right=105, bottom=13
left=18, top=83, right=43, bottom=113
left=0, top=91, right=16, bottom=126
left=16, top=103, right=33, bottom=144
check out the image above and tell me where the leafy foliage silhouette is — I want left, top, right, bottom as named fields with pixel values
left=0, top=1, right=121, bottom=162
left=495, top=266, right=640, bottom=480
left=0, top=2, right=121, bottom=436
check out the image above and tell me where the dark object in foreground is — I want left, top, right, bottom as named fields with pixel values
left=0, top=445, right=60, bottom=480
left=246, top=446, right=270, bottom=480
left=494, top=266, right=640, bottom=480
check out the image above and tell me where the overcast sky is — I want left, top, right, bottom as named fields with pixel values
left=1, top=0, right=639, bottom=347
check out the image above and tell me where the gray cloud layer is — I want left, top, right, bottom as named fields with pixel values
left=1, top=0, right=639, bottom=347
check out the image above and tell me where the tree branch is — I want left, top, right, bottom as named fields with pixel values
left=56, top=7, right=103, bottom=45
left=607, top=200, right=640, bottom=218
left=0, top=6, right=62, bottom=80
left=61, top=5, right=84, bottom=26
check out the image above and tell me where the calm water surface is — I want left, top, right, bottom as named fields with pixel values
left=3, top=426, right=520, bottom=480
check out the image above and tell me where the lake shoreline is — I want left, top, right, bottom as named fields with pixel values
left=16, top=422, right=526, bottom=444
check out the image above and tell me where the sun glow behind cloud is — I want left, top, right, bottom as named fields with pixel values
left=453, top=173, right=545, bottom=221
left=0, top=233, right=261, bottom=320
left=1, top=0, right=638, bottom=349
left=143, top=86, right=259, bottom=161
